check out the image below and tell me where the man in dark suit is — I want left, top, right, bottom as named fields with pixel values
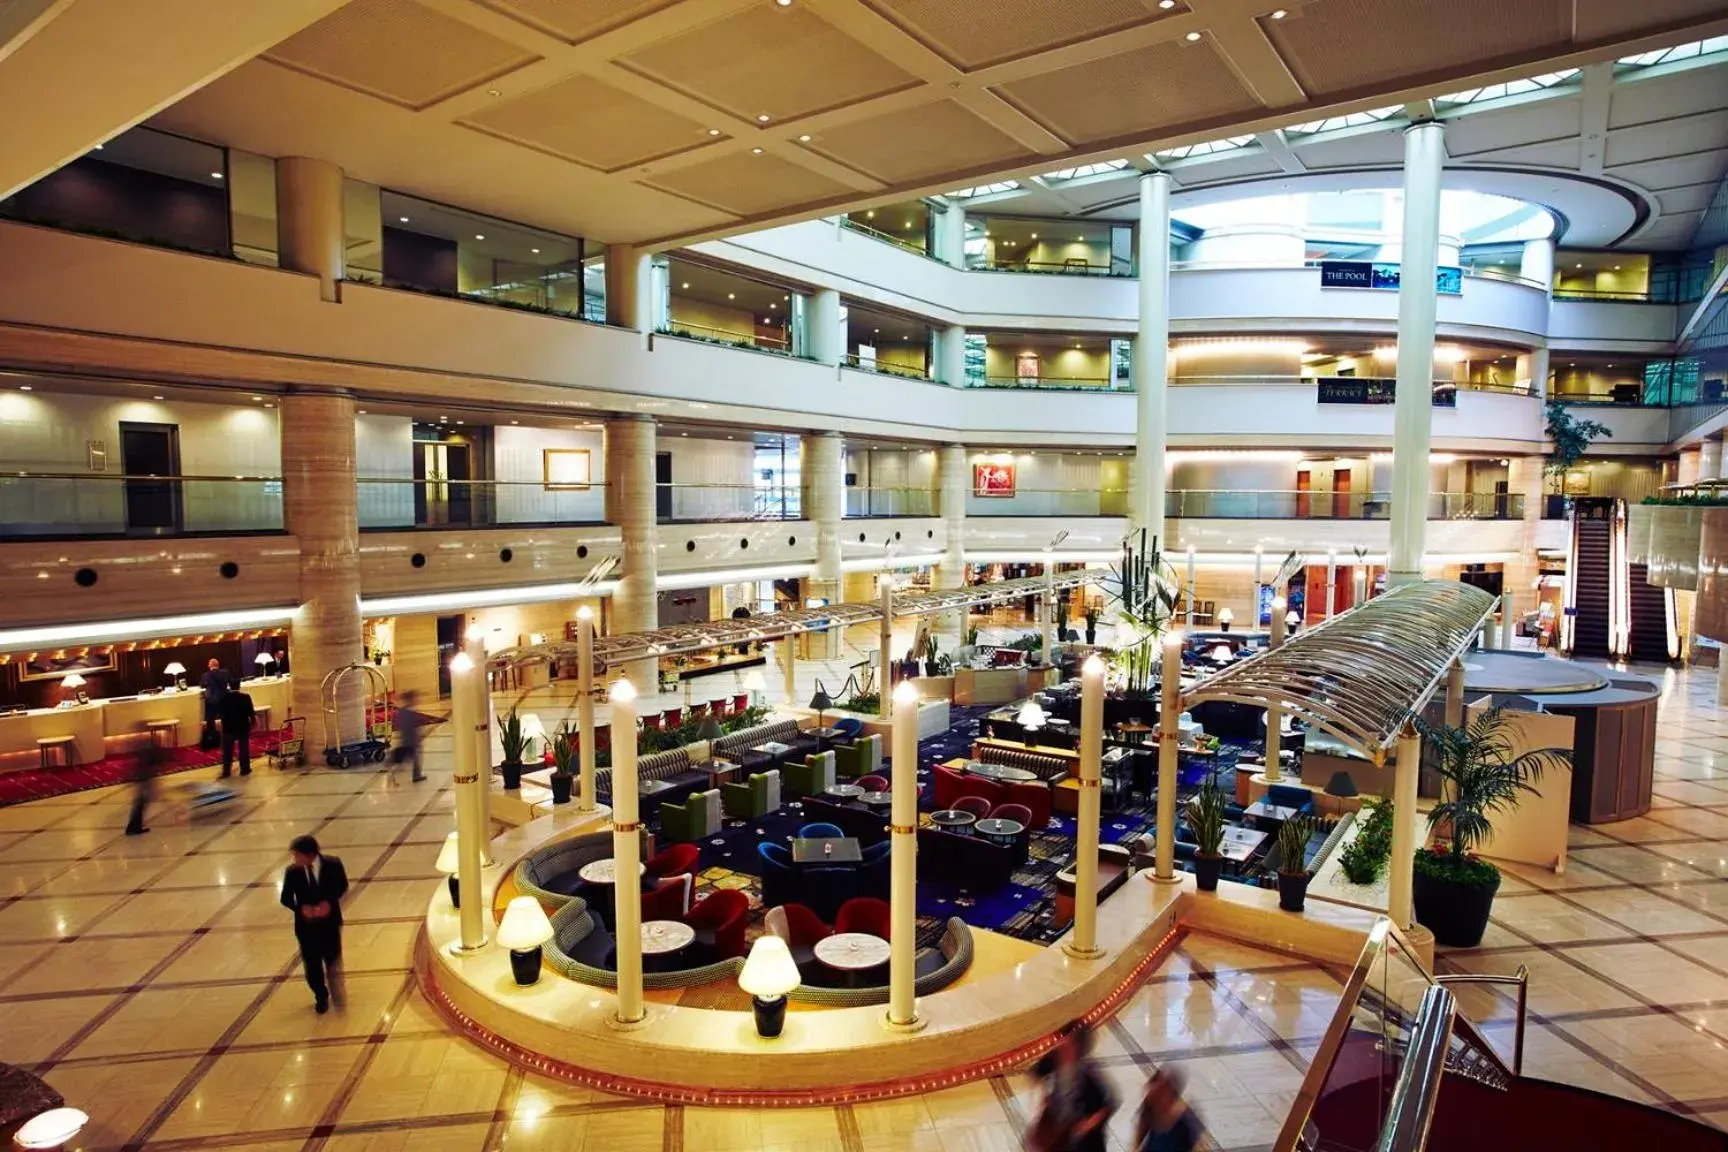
left=199, top=658, right=232, bottom=749
left=281, top=834, right=348, bottom=1013
left=216, top=687, right=256, bottom=777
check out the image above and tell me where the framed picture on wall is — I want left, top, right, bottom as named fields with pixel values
left=974, top=462, right=1016, bottom=498
left=21, top=651, right=116, bottom=681
left=1562, top=469, right=1591, bottom=497
left=543, top=448, right=592, bottom=491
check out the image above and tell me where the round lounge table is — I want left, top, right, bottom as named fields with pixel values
left=578, top=858, right=646, bottom=886
left=814, top=932, right=890, bottom=988
left=858, top=790, right=892, bottom=811
left=825, top=783, right=865, bottom=800
left=640, top=919, right=696, bottom=972
left=973, top=817, right=1026, bottom=849
left=964, top=762, right=1039, bottom=784
left=929, top=809, right=977, bottom=834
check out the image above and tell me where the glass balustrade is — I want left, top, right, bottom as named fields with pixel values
left=844, top=488, right=937, bottom=517
left=0, top=473, right=286, bottom=538
left=1164, top=490, right=1524, bottom=520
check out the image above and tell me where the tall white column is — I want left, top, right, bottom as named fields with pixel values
left=888, top=680, right=922, bottom=1028
left=937, top=324, right=967, bottom=386
left=465, top=632, right=492, bottom=842
left=1324, top=551, right=1338, bottom=620
left=878, top=580, right=894, bottom=720
left=605, top=243, right=652, bottom=332
left=448, top=650, right=486, bottom=951
left=804, top=432, right=845, bottom=659
left=935, top=204, right=966, bottom=268
left=1185, top=546, right=1196, bottom=633
left=1262, top=598, right=1287, bottom=783
left=1387, top=724, right=1422, bottom=930
left=1154, top=632, right=1183, bottom=882
left=604, top=416, right=659, bottom=690
left=810, top=288, right=842, bottom=367
left=274, top=157, right=344, bottom=303
left=1388, top=121, right=1445, bottom=589
left=1701, top=439, right=1723, bottom=482
left=1678, top=448, right=1702, bottom=488
left=1065, top=655, right=1106, bottom=958
left=934, top=444, right=968, bottom=648
left=1445, top=659, right=1465, bottom=727
left=576, top=606, right=597, bottom=811
left=1519, top=238, right=1555, bottom=293
left=1132, top=172, right=1171, bottom=543
left=1526, top=346, right=1551, bottom=400
left=609, top=679, right=645, bottom=1025
left=1041, top=558, right=1056, bottom=668
left=1500, top=591, right=1515, bottom=649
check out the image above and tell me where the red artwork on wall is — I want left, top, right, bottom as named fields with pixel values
left=973, top=462, right=1016, bottom=498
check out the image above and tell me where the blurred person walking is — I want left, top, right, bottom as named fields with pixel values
left=281, top=834, right=349, bottom=1013
left=1027, top=1019, right=1116, bottom=1152
left=1134, top=1066, right=1203, bottom=1152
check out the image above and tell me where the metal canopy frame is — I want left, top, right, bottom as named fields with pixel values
left=487, top=571, right=1106, bottom=672
left=1182, top=581, right=1495, bottom=765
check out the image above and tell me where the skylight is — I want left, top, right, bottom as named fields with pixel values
left=1153, top=135, right=1254, bottom=161
left=1434, top=69, right=1580, bottom=107
left=1281, top=106, right=1402, bottom=136
left=946, top=181, right=1020, bottom=198
left=1042, top=160, right=1130, bottom=180
left=1617, top=34, right=1728, bottom=68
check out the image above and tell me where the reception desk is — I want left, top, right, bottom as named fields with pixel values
left=953, top=665, right=1057, bottom=706
left=0, top=676, right=294, bottom=771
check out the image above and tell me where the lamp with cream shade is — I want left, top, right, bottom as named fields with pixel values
left=254, top=652, right=276, bottom=677
left=496, top=895, right=554, bottom=985
left=743, top=669, right=766, bottom=708
left=59, top=673, right=87, bottom=703
left=1015, top=698, right=1046, bottom=731
left=162, top=662, right=186, bottom=689
left=738, top=935, right=801, bottom=1037
left=519, top=713, right=547, bottom=762
left=435, top=831, right=461, bottom=908
left=1217, top=606, right=1234, bottom=631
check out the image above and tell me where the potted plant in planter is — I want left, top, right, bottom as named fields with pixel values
left=548, top=725, right=575, bottom=805
left=1413, top=706, right=1570, bottom=946
left=1187, top=782, right=1227, bottom=891
left=498, top=709, right=527, bottom=790
left=1337, top=799, right=1393, bottom=885
left=1083, top=604, right=1100, bottom=646
left=922, top=634, right=943, bottom=678
left=1276, top=815, right=1315, bottom=911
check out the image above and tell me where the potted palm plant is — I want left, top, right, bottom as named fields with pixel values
left=548, top=725, right=575, bottom=805
left=498, top=709, right=527, bottom=790
left=1414, top=706, right=1570, bottom=946
left=922, top=634, right=943, bottom=677
left=1083, top=604, right=1100, bottom=646
left=1276, top=815, right=1314, bottom=911
left=1187, top=782, right=1227, bottom=891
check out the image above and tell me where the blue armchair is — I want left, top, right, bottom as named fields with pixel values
left=1266, top=784, right=1315, bottom=813
left=857, top=840, right=891, bottom=901
left=798, top=822, right=845, bottom=839
left=759, top=842, right=801, bottom=909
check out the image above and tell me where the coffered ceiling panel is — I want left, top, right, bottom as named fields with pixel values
left=1605, top=112, right=1728, bottom=167
left=805, top=100, right=1029, bottom=183
left=1574, top=0, right=1728, bottom=41
left=461, top=73, right=715, bottom=170
left=616, top=4, right=920, bottom=123
left=994, top=39, right=1256, bottom=147
left=1264, top=0, right=1569, bottom=97
left=644, top=150, right=855, bottom=215
left=857, top=0, right=1178, bottom=71
left=265, top=0, right=538, bottom=110
left=478, top=0, right=679, bottom=44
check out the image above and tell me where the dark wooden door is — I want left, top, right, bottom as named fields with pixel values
left=120, top=422, right=181, bottom=533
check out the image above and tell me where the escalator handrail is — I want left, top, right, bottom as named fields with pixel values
left=1375, top=984, right=1457, bottom=1152
left=1434, top=966, right=1528, bottom=1074
left=1275, top=919, right=1393, bottom=1152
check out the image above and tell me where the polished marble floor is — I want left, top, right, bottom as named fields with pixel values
left=1, top=662, right=1725, bottom=1151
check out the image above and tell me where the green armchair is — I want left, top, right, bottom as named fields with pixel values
left=721, top=768, right=782, bottom=818
left=834, top=734, right=883, bottom=779
left=660, top=788, right=722, bottom=842
left=783, top=751, right=836, bottom=797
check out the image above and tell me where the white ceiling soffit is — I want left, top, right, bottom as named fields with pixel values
left=142, top=0, right=1728, bottom=250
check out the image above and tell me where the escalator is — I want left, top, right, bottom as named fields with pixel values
left=1278, top=919, right=1723, bottom=1152
left=1565, top=498, right=1677, bottom=663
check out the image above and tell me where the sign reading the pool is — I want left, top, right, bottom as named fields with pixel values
left=1320, top=261, right=1462, bottom=295
left=974, top=462, right=1016, bottom=498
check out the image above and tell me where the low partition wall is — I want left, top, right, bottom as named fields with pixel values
left=416, top=813, right=1384, bottom=1102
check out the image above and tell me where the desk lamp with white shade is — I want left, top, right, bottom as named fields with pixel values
left=496, top=895, right=554, bottom=986
left=162, top=662, right=187, bottom=690
left=738, top=935, right=801, bottom=1037
left=59, top=673, right=87, bottom=704
left=435, top=831, right=462, bottom=908
left=1217, top=607, right=1234, bottom=632
left=254, top=652, right=276, bottom=678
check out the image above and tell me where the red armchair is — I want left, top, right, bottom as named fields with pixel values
left=640, top=873, right=692, bottom=921
left=952, top=795, right=993, bottom=819
left=645, top=843, right=700, bottom=879
left=933, top=766, right=968, bottom=809
left=1004, top=781, right=1053, bottom=830
left=857, top=774, right=889, bottom=792
left=989, top=802, right=1033, bottom=827
left=766, top=902, right=831, bottom=969
left=835, top=897, right=892, bottom=940
left=683, top=890, right=749, bottom=959
left=958, top=776, right=1007, bottom=809
left=661, top=707, right=682, bottom=728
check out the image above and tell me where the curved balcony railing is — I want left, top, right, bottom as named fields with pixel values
left=842, top=352, right=932, bottom=381
left=657, top=321, right=802, bottom=359
left=976, top=375, right=1122, bottom=391
left=1168, top=490, right=1524, bottom=520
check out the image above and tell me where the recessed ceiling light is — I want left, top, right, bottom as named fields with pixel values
left=707, top=128, right=722, bottom=137
left=728, top=293, right=736, bottom=299
left=264, top=402, right=275, bottom=409
left=769, top=302, right=777, bottom=308
left=1575, top=263, right=1582, bottom=268
left=1270, top=7, right=1286, bottom=17
left=1031, top=232, right=1038, bottom=239
left=399, top=216, right=409, bottom=223
left=358, top=409, right=367, bottom=415
left=775, top=0, right=791, bottom=6
left=19, top=385, right=31, bottom=392
left=531, top=247, right=540, bottom=254
left=756, top=113, right=771, bottom=123
left=487, top=88, right=502, bottom=97
left=873, top=328, right=880, bottom=333
left=211, top=172, right=224, bottom=179
left=681, top=281, right=690, bottom=289
left=1184, top=30, right=1202, bottom=41
left=866, top=210, right=875, bottom=218
left=1159, top=0, right=1175, bottom=7
left=93, top=144, right=103, bottom=150
left=798, top=134, right=812, bottom=142
left=153, top=394, right=164, bottom=400
left=456, top=420, right=464, bottom=425
left=476, top=234, right=485, bottom=240
left=1613, top=265, right=1621, bottom=270
left=510, top=419, right=519, bottom=425
left=250, top=395, right=262, bottom=401
left=751, top=147, right=764, bottom=154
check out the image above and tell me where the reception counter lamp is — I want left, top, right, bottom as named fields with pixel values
left=436, top=831, right=461, bottom=908
left=496, top=896, right=554, bottom=986
left=162, top=662, right=186, bottom=689
left=738, top=935, right=800, bottom=1038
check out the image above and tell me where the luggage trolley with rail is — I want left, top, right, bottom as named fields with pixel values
left=320, top=664, right=392, bottom=768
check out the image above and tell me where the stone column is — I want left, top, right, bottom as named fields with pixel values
left=937, top=324, right=967, bottom=387
left=605, top=243, right=652, bottom=331
left=608, top=680, right=645, bottom=1025
left=1132, top=172, right=1171, bottom=543
left=1506, top=456, right=1546, bottom=621
left=1387, top=724, right=1422, bottom=930
left=934, top=444, right=968, bottom=648
left=1445, top=659, right=1466, bottom=727
left=274, top=157, right=344, bottom=303
left=1526, top=346, right=1551, bottom=400
left=281, top=391, right=363, bottom=752
left=887, top=680, right=922, bottom=1028
left=1519, top=238, right=1555, bottom=292
left=1262, top=599, right=1287, bottom=783
left=1678, top=448, right=1701, bottom=488
left=448, top=648, right=487, bottom=951
left=1153, top=632, right=1183, bottom=882
left=934, top=204, right=966, bottom=268
left=803, top=433, right=844, bottom=661
left=1388, top=121, right=1444, bottom=589
left=1702, top=440, right=1723, bottom=483
left=809, top=288, right=842, bottom=367
left=1065, top=655, right=1106, bottom=958
left=604, top=416, right=658, bottom=690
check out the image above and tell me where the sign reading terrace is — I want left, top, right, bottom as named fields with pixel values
left=1319, top=261, right=1463, bottom=295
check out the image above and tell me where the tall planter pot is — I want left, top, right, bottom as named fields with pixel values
left=500, top=760, right=523, bottom=791
left=549, top=773, right=573, bottom=805
left=1277, top=871, right=1309, bottom=912
left=1194, top=853, right=1223, bottom=892
left=1412, top=862, right=1501, bottom=947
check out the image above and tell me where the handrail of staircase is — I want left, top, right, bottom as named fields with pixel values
left=1434, top=965, right=1529, bottom=1074
left=1375, top=984, right=1457, bottom=1152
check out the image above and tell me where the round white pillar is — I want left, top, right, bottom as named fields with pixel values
left=1132, top=172, right=1171, bottom=542
left=935, top=205, right=966, bottom=268
left=604, top=416, right=659, bottom=690
left=1701, top=439, right=1723, bottom=482
left=274, top=157, right=345, bottom=303
left=937, top=324, right=966, bottom=386
left=809, top=288, right=842, bottom=367
left=1520, top=238, right=1555, bottom=291
left=605, top=243, right=652, bottom=332
left=804, top=432, right=845, bottom=657
left=1388, top=122, right=1444, bottom=588
left=1387, top=725, right=1422, bottom=930
left=933, top=444, right=968, bottom=648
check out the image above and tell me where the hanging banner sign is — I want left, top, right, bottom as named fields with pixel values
left=1316, top=378, right=1457, bottom=408
left=1319, top=261, right=1462, bottom=295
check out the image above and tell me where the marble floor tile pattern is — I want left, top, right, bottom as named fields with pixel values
left=1, top=661, right=1724, bottom=1151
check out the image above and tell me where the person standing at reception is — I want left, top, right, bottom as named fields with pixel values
left=281, top=834, right=348, bottom=1013
left=217, top=686, right=256, bottom=777
left=199, top=658, right=232, bottom=749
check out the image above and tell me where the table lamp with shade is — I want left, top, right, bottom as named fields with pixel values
left=1217, top=606, right=1234, bottom=632
left=518, top=713, right=547, bottom=763
left=253, top=652, right=276, bottom=679
left=435, top=831, right=462, bottom=908
left=738, top=935, right=801, bottom=1037
left=742, top=669, right=766, bottom=709
left=60, top=673, right=87, bottom=703
left=697, top=714, right=724, bottom=744
left=808, top=686, right=832, bottom=727
left=495, top=895, right=554, bottom=986
left=1324, top=771, right=1358, bottom=814
left=162, top=662, right=186, bottom=690
left=1285, top=609, right=1301, bottom=632
left=1015, top=697, right=1046, bottom=732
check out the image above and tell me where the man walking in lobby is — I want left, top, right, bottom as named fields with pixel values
left=216, top=683, right=256, bottom=777
left=281, top=834, right=348, bottom=1014
left=199, top=657, right=232, bottom=749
